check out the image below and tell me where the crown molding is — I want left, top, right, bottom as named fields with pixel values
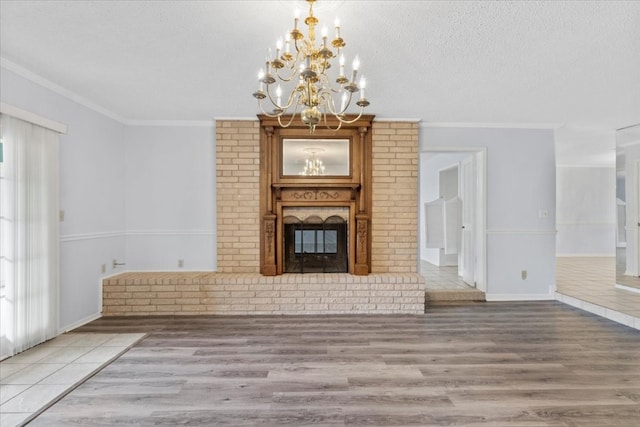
left=124, top=120, right=214, bottom=127
left=1, top=57, right=127, bottom=123
left=373, top=118, right=422, bottom=123
left=3, top=57, right=216, bottom=128
left=421, top=122, right=561, bottom=129
left=214, top=117, right=258, bottom=121
left=0, top=102, right=68, bottom=134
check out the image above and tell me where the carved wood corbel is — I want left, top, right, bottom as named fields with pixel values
left=261, top=213, right=277, bottom=276
left=354, top=213, right=370, bottom=275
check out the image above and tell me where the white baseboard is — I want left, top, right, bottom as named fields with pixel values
left=59, top=312, right=101, bottom=334
left=615, top=284, right=640, bottom=294
left=556, top=253, right=615, bottom=257
left=486, top=293, right=555, bottom=302
left=556, top=292, right=640, bottom=330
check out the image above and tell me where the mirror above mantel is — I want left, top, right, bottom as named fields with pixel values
left=282, top=138, right=350, bottom=177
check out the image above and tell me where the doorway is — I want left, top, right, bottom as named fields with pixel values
left=420, top=148, right=487, bottom=292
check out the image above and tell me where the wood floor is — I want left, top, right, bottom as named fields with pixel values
left=30, top=302, right=640, bottom=426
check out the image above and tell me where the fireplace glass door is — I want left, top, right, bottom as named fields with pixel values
left=284, top=215, right=348, bottom=273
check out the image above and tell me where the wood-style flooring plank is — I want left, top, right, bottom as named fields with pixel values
left=28, top=302, right=640, bottom=426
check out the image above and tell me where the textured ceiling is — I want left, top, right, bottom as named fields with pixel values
left=1, top=0, right=639, bottom=165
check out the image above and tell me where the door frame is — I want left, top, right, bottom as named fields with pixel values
left=460, top=155, right=475, bottom=286
left=421, top=146, right=487, bottom=292
left=635, top=158, right=640, bottom=276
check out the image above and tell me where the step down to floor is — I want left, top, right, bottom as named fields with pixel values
left=425, top=289, right=486, bottom=306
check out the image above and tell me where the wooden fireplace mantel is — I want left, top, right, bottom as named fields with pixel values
left=259, top=114, right=374, bottom=276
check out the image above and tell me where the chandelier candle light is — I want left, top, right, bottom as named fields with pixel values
left=252, top=0, right=370, bottom=133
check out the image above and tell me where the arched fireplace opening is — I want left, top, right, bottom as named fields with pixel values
left=283, top=215, right=348, bottom=273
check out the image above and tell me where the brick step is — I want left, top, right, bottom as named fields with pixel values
left=425, top=288, right=486, bottom=307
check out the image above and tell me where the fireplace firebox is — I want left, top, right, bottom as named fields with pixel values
left=283, top=215, right=348, bottom=273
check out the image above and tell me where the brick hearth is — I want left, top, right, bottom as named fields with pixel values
left=102, top=272, right=425, bottom=315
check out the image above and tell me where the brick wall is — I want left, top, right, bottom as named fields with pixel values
left=215, top=119, right=420, bottom=274
left=371, top=121, right=420, bottom=273
left=215, top=120, right=260, bottom=273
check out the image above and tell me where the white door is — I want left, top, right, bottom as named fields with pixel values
left=460, top=156, right=475, bottom=286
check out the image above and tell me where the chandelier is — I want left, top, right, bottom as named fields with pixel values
left=252, top=0, right=370, bottom=133
left=301, top=150, right=325, bottom=176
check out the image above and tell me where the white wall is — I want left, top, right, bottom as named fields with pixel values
left=1, top=66, right=218, bottom=331
left=421, top=126, right=556, bottom=300
left=124, top=125, right=216, bottom=271
left=556, top=166, right=615, bottom=256
left=1, top=66, right=126, bottom=331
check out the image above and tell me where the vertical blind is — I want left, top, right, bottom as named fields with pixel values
left=0, top=114, right=60, bottom=360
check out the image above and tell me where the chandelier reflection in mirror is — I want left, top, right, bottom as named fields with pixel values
left=301, top=149, right=325, bottom=176
left=252, top=0, right=370, bottom=133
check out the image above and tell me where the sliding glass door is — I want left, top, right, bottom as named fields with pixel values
left=0, top=114, right=60, bottom=360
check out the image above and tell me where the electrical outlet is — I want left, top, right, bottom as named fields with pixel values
left=101, top=264, right=106, bottom=274
left=178, top=259, right=184, bottom=268
left=521, top=270, right=527, bottom=280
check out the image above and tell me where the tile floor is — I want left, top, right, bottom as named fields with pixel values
left=556, top=256, right=640, bottom=330
left=419, top=260, right=473, bottom=290
left=0, top=332, right=145, bottom=427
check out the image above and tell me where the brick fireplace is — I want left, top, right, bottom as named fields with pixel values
left=216, top=118, right=421, bottom=276
left=101, top=118, right=424, bottom=316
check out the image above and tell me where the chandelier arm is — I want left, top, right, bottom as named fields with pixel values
left=316, top=73, right=344, bottom=95
left=274, top=64, right=299, bottom=82
left=320, top=89, right=354, bottom=116
left=264, top=83, right=298, bottom=112
left=328, top=84, right=346, bottom=94
left=317, top=90, right=339, bottom=115
left=334, top=106, right=366, bottom=125
left=256, top=99, right=285, bottom=118
left=277, top=113, right=298, bottom=128
left=319, top=109, right=344, bottom=132
left=256, top=95, right=296, bottom=119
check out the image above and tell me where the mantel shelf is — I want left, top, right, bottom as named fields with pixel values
left=272, top=183, right=360, bottom=190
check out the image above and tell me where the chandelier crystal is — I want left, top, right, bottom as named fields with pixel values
left=252, top=0, right=370, bottom=133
